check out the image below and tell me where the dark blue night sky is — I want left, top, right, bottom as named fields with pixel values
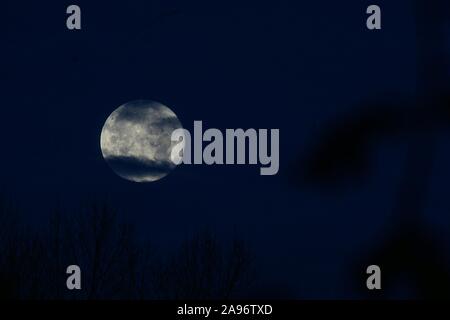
left=3, top=0, right=450, bottom=299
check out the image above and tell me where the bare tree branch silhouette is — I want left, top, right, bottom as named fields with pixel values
left=292, top=0, right=450, bottom=298
left=0, top=198, right=254, bottom=299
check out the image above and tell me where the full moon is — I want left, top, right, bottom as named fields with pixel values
left=100, top=100, right=183, bottom=182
